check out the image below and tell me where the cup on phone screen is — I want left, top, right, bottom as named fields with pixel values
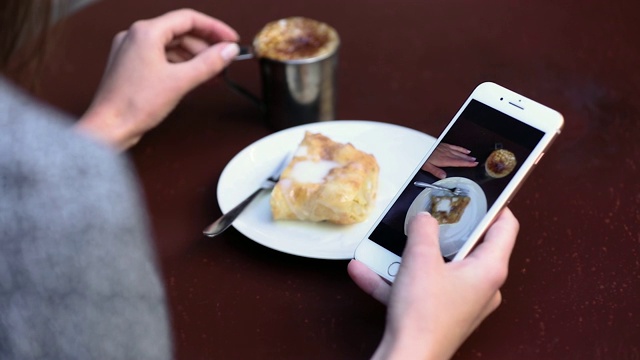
left=225, top=17, right=340, bottom=130
left=483, top=146, right=517, bottom=180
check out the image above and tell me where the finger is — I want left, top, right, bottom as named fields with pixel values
left=149, top=8, right=239, bottom=45
left=105, top=30, right=128, bottom=68
left=439, top=158, right=479, bottom=168
left=166, top=47, right=194, bottom=63
left=403, top=212, right=443, bottom=265
left=347, top=260, right=392, bottom=304
left=175, top=42, right=239, bottom=84
left=442, top=147, right=476, bottom=162
left=442, top=143, right=472, bottom=154
left=167, top=34, right=211, bottom=56
left=465, top=209, right=518, bottom=291
left=468, top=208, right=519, bottom=265
left=166, top=35, right=219, bottom=62
left=448, top=151, right=477, bottom=162
left=166, top=40, right=198, bottom=62
left=421, top=162, right=446, bottom=179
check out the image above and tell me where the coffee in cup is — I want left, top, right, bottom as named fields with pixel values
left=253, top=17, right=339, bottom=62
left=484, top=149, right=517, bottom=178
left=224, top=17, right=340, bottom=130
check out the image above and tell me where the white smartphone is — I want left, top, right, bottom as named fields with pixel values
left=354, top=82, right=564, bottom=282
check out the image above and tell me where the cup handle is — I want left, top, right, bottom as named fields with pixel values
left=222, top=45, right=264, bottom=111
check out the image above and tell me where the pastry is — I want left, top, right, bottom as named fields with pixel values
left=429, top=195, right=471, bottom=225
left=270, top=132, right=379, bottom=225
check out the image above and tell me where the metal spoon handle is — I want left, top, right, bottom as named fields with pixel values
left=233, top=45, right=255, bottom=61
left=413, top=181, right=465, bottom=196
left=414, top=181, right=449, bottom=192
left=202, top=188, right=264, bottom=237
left=203, top=153, right=289, bottom=237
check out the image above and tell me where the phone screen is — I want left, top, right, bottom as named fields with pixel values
left=368, top=99, right=545, bottom=258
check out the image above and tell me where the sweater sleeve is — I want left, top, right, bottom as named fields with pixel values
left=0, top=79, right=172, bottom=359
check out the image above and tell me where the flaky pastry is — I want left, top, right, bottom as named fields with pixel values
left=270, top=132, right=379, bottom=225
left=430, top=195, right=471, bottom=225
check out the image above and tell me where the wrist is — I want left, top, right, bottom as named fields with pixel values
left=76, top=105, right=141, bottom=151
left=372, top=330, right=453, bottom=360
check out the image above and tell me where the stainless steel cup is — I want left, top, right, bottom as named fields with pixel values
left=224, top=18, right=340, bottom=130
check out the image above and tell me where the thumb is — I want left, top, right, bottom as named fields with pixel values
left=347, top=259, right=392, bottom=305
left=180, top=42, right=239, bottom=84
left=403, top=212, right=443, bottom=265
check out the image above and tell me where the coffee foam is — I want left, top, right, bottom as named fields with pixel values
left=253, top=17, right=339, bottom=62
left=485, top=149, right=517, bottom=178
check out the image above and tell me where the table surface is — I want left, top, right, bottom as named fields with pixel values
left=35, top=0, right=639, bottom=359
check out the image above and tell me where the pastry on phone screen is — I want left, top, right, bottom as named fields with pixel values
left=430, top=195, right=471, bottom=225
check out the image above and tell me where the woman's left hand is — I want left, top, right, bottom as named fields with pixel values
left=76, top=9, right=239, bottom=150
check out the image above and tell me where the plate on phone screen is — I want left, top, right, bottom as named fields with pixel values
left=404, top=177, right=487, bottom=257
left=216, top=120, right=436, bottom=259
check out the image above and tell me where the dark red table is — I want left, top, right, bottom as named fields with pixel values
left=35, top=0, right=640, bottom=358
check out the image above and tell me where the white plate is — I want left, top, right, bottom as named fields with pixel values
left=404, top=177, right=487, bottom=257
left=217, top=120, right=435, bottom=259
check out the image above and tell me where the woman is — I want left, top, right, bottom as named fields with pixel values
left=1, top=2, right=239, bottom=358
left=0, top=1, right=519, bottom=359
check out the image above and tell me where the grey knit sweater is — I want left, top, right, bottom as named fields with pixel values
left=0, top=78, right=172, bottom=359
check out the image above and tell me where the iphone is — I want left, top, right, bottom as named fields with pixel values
left=354, top=82, right=564, bottom=282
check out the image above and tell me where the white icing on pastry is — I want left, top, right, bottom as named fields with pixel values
left=434, top=197, right=452, bottom=212
left=289, top=160, right=339, bottom=183
left=270, top=131, right=379, bottom=225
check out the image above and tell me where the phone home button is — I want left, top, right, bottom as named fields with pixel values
left=387, top=262, right=401, bottom=277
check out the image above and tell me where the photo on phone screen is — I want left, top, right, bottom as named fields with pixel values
left=367, top=99, right=545, bottom=259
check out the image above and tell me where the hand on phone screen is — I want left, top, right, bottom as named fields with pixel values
left=421, top=143, right=479, bottom=179
left=348, top=208, right=518, bottom=359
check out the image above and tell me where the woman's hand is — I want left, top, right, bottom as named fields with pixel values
left=76, top=9, right=240, bottom=150
left=421, top=143, right=478, bottom=179
left=348, top=208, right=519, bottom=359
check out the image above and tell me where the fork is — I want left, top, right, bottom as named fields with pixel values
left=202, top=154, right=290, bottom=237
left=413, top=181, right=467, bottom=196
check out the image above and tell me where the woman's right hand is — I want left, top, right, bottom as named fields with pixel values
left=348, top=208, right=519, bottom=359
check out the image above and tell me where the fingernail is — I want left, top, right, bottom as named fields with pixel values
left=418, top=211, right=432, bottom=218
left=221, top=43, right=240, bottom=62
